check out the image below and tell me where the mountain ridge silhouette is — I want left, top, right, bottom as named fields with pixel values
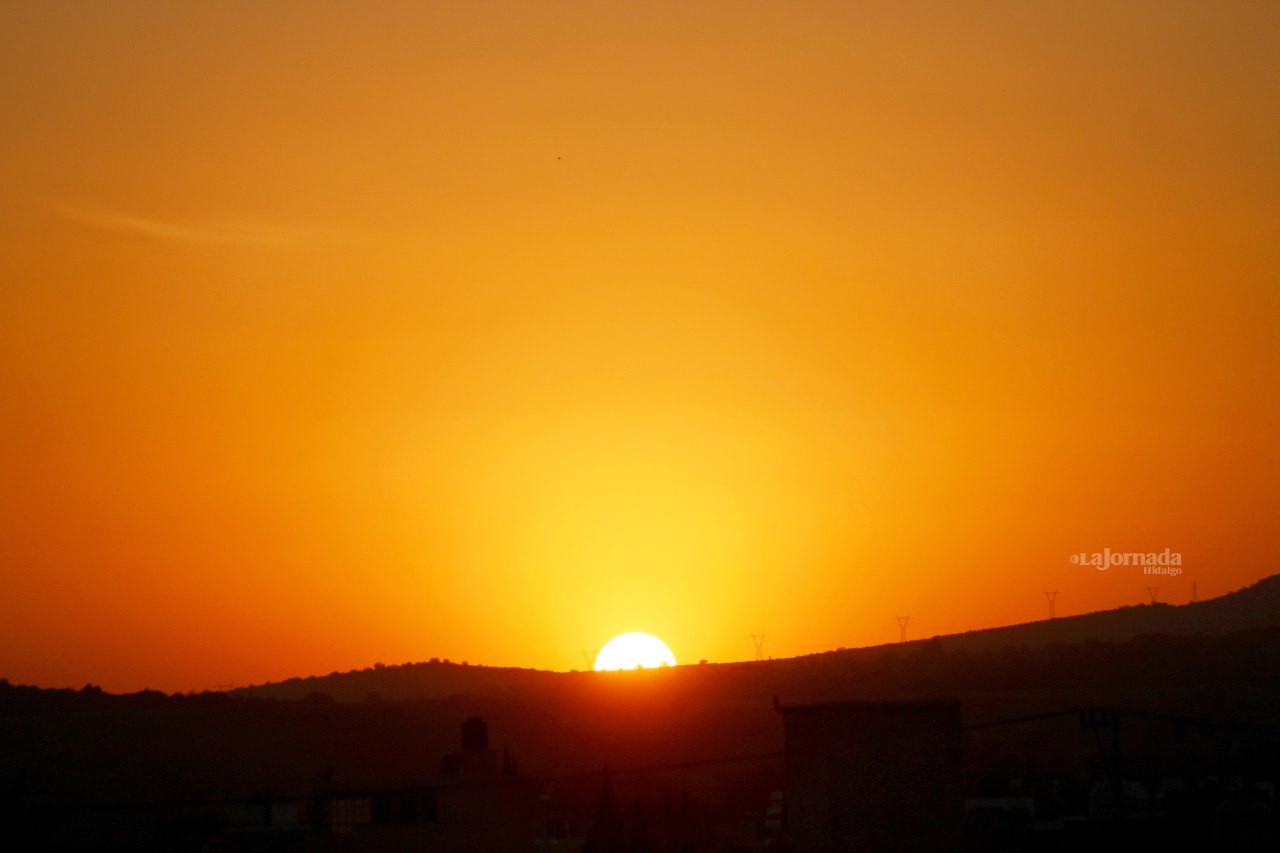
left=233, top=573, right=1280, bottom=704
left=2, top=574, right=1276, bottom=813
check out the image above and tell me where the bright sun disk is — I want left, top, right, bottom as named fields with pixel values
left=593, top=632, right=677, bottom=671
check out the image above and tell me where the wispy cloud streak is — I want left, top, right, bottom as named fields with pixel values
left=44, top=199, right=328, bottom=247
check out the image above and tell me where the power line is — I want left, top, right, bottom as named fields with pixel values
left=965, top=707, right=1280, bottom=738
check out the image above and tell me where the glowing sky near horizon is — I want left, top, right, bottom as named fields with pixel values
left=1, top=1, right=1278, bottom=693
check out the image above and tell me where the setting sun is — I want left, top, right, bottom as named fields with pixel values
left=594, top=633, right=677, bottom=671
left=1, top=0, right=1277, bottom=697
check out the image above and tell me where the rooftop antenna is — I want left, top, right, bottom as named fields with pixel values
left=582, top=649, right=598, bottom=669
left=895, top=615, right=910, bottom=643
left=1145, top=587, right=1161, bottom=604
left=751, top=633, right=766, bottom=661
left=1045, top=590, right=1058, bottom=620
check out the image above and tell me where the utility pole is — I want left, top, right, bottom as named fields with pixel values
left=1079, top=708, right=1124, bottom=817
left=751, top=633, right=766, bottom=662
left=1044, top=590, right=1058, bottom=619
left=895, top=615, right=910, bottom=643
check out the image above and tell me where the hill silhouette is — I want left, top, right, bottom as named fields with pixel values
left=2, top=575, right=1277, bottom=849
left=232, top=573, right=1280, bottom=705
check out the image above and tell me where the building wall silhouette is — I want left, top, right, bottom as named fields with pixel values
left=781, top=700, right=963, bottom=853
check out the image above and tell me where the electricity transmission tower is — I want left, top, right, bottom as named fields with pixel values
left=1191, top=582, right=1197, bottom=603
left=751, top=633, right=766, bottom=661
left=1045, top=590, right=1058, bottom=619
left=582, top=649, right=598, bottom=668
left=1145, top=587, right=1161, bottom=604
left=895, top=615, right=910, bottom=643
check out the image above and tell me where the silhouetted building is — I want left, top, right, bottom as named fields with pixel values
left=462, top=715, right=488, bottom=751
left=582, top=765, right=623, bottom=853
left=261, top=717, right=554, bottom=852
left=780, top=700, right=963, bottom=853
left=441, top=715, right=501, bottom=779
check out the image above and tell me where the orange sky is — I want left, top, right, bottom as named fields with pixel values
left=2, top=1, right=1278, bottom=693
